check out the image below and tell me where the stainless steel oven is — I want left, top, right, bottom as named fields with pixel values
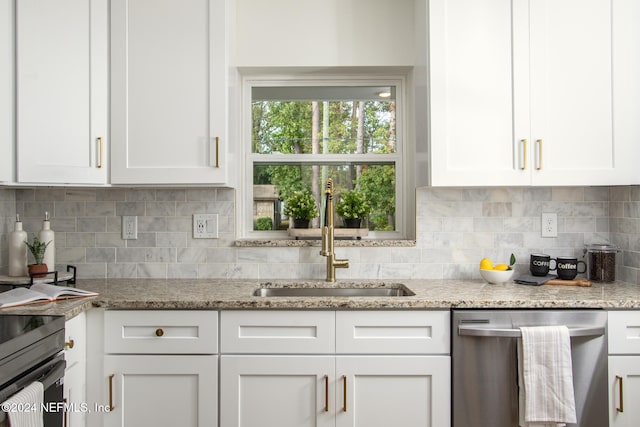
left=0, top=315, right=66, bottom=427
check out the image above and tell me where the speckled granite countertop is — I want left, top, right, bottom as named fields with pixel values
left=27, top=278, right=640, bottom=312
left=0, top=297, right=96, bottom=319
left=3, top=278, right=639, bottom=317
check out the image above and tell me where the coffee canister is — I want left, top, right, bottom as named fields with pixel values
left=584, top=243, right=619, bottom=282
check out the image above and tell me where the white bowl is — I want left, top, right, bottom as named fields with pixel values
left=479, top=268, right=514, bottom=284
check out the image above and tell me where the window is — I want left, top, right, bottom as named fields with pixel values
left=241, top=75, right=409, bottom=239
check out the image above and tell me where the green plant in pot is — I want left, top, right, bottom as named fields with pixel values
left=283, top=191, right=319, bottom=228
left=24, top=236, right=51, bottom=277
left=336, top=189, right=372, bottom=228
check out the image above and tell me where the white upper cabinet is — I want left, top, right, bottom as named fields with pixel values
left=0, top=0, right=13, bottom=183
left=429, top=0, right=640, bottom=186
left=16, top=0, right=108, bottom=184
left=110, top=0, right=228, bottom=185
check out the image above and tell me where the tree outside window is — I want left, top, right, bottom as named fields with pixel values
left=248, top=83, right=401, bottom=234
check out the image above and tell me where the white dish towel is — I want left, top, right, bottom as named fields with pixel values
left=1, top=381, right=44, bottom=427
left=517, top=326, right=577, bottom=427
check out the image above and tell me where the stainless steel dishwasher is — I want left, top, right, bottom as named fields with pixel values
left=452, top=310, right=608, bottom=427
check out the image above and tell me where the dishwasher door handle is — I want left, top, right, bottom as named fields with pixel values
left=458, top=325, right=605, bottom=338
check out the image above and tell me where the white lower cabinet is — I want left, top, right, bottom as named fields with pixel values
left=64, top=312, right=87, bottom=427
left=102, top=310, right=218, bottom=427
left=609, top=356, right=640, bottom=426
left=608, top=311, right=640, bottom=426
left=220, top=310, right=451, bottom=427
left=336, top=356, right=450, bottom=427
left=104, top=355, right=217, bottom=427
left=220, top=356, right=335, bottom=427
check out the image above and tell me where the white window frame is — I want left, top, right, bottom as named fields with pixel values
left=238, top=72, right=412, bottom=240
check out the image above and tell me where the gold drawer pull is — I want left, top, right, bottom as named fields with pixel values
left=97, top=137, right=104, bottom=168
left=108, top=374, right=115, bottom=411
left=342, top=375, right=347, bottom=412
left=155, top=328, right=164, bottom=337
left=65, top=339, right=75, bottom=349
left=520, top=139, right=527, bottom=170
left=536, top=139, right=543, bottom=170
left=616, top=375, right=624, bottom=413
left=324, top=375, right=329, bottom=412
left=215, top=136, right=220, bottom=168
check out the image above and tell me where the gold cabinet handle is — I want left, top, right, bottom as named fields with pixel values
left=324, top=375, right=329, bottom=412
left=108, top=374, right=115, bottom=411
left=536, top=139, right=543, bottom=170
left=215, top=136, right=220, bottom=168
left=520, top=139, right=527, bottom=170
left=155, top=328, right=164, bottom=337
left=65, top=339, right=75, bottom=349
left=97, top=137, right=104, bottom=168
left=616, top=375, right=624, bottom=413
left=342, top=375, right=347, bottom=412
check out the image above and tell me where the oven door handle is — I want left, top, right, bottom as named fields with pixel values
left=458, top=325, right=605, bottom=338
left=14, top=357, right=66, bottom=391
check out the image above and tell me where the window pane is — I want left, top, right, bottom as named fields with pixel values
left=251, top=86, right=396, bottom=155
left=252, top=163, right=396, bottom=231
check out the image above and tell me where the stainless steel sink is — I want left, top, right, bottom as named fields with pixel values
left=252, top=284, right=415, bottom=297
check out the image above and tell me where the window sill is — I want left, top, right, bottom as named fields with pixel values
left=234, top=239, right=416, bottom=248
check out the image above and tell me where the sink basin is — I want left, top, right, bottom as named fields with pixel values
left=252, top=284, right=415, bottom=297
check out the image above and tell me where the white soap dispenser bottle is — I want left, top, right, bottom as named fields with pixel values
left=8, top=214, right=28, bottom=277
left=38, top=211, right=55, bottom=272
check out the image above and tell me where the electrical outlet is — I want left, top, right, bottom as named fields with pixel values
left=193, top=214, right=218, bottom=239
left=541, top=212, right=557, bottom=238
left=122, top=216, right=138, bottom=239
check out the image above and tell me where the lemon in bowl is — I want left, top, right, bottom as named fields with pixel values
left=479, top=256, right=516, bottom=284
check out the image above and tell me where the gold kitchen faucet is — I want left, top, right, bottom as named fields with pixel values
left=320, top=179, right=349, bottom=282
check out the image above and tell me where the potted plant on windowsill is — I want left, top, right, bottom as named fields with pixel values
left=24, top=236, right=51, bottom=278
left=283, top=191, right=319, bottom=229
left=336, top=189, right=371, bottom=228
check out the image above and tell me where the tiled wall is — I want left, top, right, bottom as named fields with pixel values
left=610, top=186, right=640, bottom=284
left=0, top=189, right=17, bottom=273
left=1, top=185, right=638, bottom=283
left=416, top=186, right=612, bottom=279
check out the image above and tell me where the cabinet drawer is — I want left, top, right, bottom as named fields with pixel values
left=65, top=312, right=86, bottom=368
left=104, top=310, right=218, bottom=354
left=221, top=311, right=335, bottom=354
left=336, top=311, right=450, bottom=354
left=608, top=311, right=640, bottom=354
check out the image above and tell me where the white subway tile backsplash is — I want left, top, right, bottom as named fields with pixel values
left=0, top=186, right=637, bottom=283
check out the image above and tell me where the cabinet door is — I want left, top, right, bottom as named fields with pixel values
left=104, top=355, right=217, bottom=427
left=65, top=313, right=86, bottom=427
left=0, top=0, right=13, bottom=183
left=609, top=356, right=640, bottom=426
left=110, top=0, right=227, bottom=184
left=16, top=0, right=108, bottom=184
left=527, top=0, right=622, bottom=185
left=428, top=0, right=529, bottom=186
left=64, top=363, right=86, bottom=427
left=220, top=355, right=335, bottom=427
left=336, top=356, right=450, bottom=427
